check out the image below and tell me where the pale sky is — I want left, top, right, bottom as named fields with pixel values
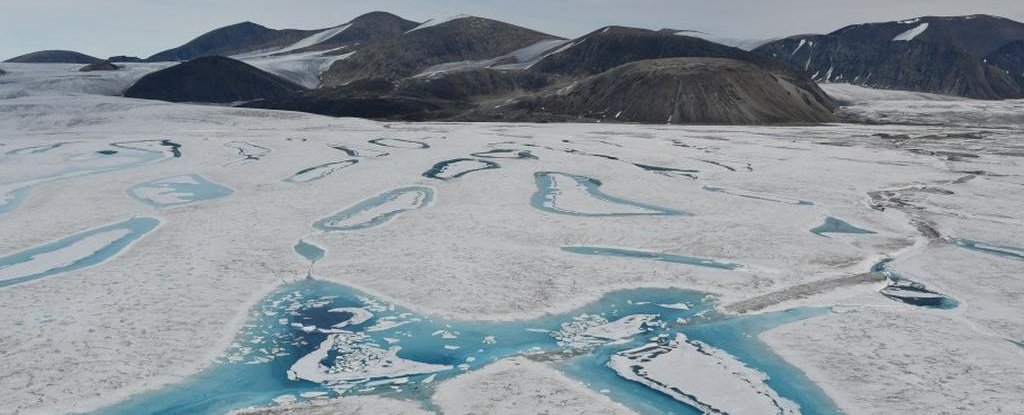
left=3, top=0, right=1023, bottom=60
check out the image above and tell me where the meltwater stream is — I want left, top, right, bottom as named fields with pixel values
left=0, top=217, right=159, bottom=288
left=93, top=279, right=841, bottom=415
left=1, top=140, right=176, bottom=215
left=313, top=187, right=434, bottom=232
left=950, top=238, right=1024, bottom=262
left=532, top=172, right=688, bottom=217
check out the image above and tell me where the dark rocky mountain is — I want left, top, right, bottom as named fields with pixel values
left=246, top=69, right=551, bottom=120
left=275, top=11, right=419, bottom=54
left=244, top=80, right=450, bottom=120
left=531, top=26, right=777, bottom=76
left=108, top=55, right=145, bottom=63
left=320, top=15, right=562, bottom=85
left=250, top=32, right=832, bottom=124
left=755, top=15, right=1024, bottom=99
left=986, top=40, right=1024, bottom=86
left=140, top=13, right=832, bottom=124
left=148, top=22, right=318, bottom=61
left=79, top=61, right=120, bottom=72
left=124, top=56, right=304, bottom=103
left=147, top=12, right=420, bottom=62
left=5, top=50, right=102, bottom=64
left=481, top=58, right=834, bottom=124
left=827, top=15, right=1024, bottom=57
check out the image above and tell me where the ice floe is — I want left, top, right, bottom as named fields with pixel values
left=609, top=333, right=800, bottom=415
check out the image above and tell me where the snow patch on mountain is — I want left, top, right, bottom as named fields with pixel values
left=414, top=39, right=569, bottom=77
left=893, top=23, right=929, bottom=42
left=406, top=14, right=472, bottom=34
left=273, top=24, right=351, bottom=55
left=241, top=49, right=355, bottom=88
left=673, top=30, right=772, bottom=50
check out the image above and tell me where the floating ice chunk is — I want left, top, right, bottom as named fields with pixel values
left=431, top=329, right=459, bottom=339
left=582, top=314, right=659, bottom=342
left=609, top=333, right=800, bottom=415
left=328, top=307, right=374, bottom=327
left=366, top=319, right=415, bottom=332
left=289, top=332, right=451, bottom=385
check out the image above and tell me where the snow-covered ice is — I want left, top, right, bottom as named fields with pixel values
left=1, top=67, right=1023, bottom=415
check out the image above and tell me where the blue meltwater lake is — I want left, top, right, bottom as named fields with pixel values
left=93, top=278, right=841, bottom=415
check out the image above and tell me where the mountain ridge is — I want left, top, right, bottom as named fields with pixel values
left=755, top=14, right=1024, bottom=99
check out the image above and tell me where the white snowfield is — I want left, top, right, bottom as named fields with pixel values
left=432, top=357, right=638, bottom=415
left=820, top=83, right=1024, bottom=128
left=0, top=62, right=173, bottom=98
left=0, top=66, right=1023, bottom=415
